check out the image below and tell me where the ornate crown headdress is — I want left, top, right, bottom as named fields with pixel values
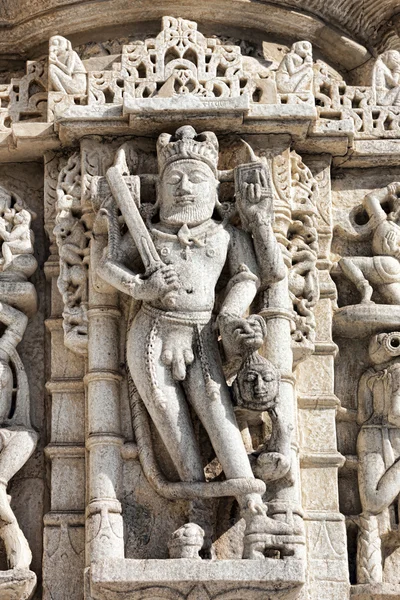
left=157, top=126, right=219, bottom=176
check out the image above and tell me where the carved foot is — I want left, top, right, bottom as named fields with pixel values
left=1, top=522, right=32, bottom=570
left=357, top=281, right=374, bottom=304
left=242, top=499, right=297, bottom=560
left=168, top=523, right=204, bottom=559
left=254, top=451, right=291, bottom=482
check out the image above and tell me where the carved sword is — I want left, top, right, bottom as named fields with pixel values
left=106, top=148, right=178, bottom=308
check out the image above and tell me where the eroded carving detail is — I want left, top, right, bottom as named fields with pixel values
left=54, top=153, right=89, bottom=355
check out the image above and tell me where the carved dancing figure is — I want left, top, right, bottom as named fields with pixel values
left=373, top=50, right=400, bottom=106
left=49, top=35, right=87, bottom=95
left=356, top=332, right=400, bottom=583
left=98, top=126, right=294, bottom=559
left=276, top=41, right=313, bottom=93
left=339, top=183, right=400, bottom=304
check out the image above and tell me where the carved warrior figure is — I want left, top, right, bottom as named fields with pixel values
left=98, top=126, right=295, bottom=559
left=373, top=50, right=400, bottom=107
left=49, top=35, right=87, bottom=95
left=339, top=183, right=400, bottom=304
left=276, top=41, right=313, bottom=94
left=356, top=332, right=400, bottom=583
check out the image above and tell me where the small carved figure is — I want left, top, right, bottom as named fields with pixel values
left=356, top=332, right=400, bottom=583
left=0, top=209, right=33, bottom=271
left=98, top=126, right=293, bottom=559
left=233, top=352, right=291, bottom=483
left=49, top=35, right=87, bottom=95
left=287, top=216, right=319, bottom=340
left=339, top=183, right=400, bottom=304
left=276, top=41, right=313, bottom=93
left=54, top=214, right=88, bottom=308
left=373, top=50, right=400, bottom=106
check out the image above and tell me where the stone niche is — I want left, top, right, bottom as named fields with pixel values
left=0, top=5, right=398, bottom=600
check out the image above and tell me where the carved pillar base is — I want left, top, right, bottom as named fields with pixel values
left=89, top=558, right=305, bottom=600
left=0, top=568, right=36, bottom=600
left=351, top=583, right=400, bottom=600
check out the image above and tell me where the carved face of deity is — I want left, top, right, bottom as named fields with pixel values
left=158, top=159, right=218, bottom=226
left=236, top=360, right=279, bottom=411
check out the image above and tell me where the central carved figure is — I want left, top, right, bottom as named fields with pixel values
left=99, top=126, right=293, bottom=558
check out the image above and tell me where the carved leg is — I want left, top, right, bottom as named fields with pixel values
left=378, top=282, right=400, bottom=304
left=1, top=244, right=12, bottom=271
left=0, top=483, right=32, bottom=569
left=339, top=257, right=374, bottom=303
left=357, top=427, right=400, bottom=514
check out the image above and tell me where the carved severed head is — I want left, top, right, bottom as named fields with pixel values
left=233, top=352, right=280, bottom=412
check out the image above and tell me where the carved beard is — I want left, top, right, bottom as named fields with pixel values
left=160, top=199, right=215, bottom=226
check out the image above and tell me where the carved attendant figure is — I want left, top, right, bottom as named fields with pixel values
left=373, top=50, right=400, bottom=106
left=99, top=126, right=292, bottom=558
left=0, top=209, right=33, bottom=271
left=276, top=41, right=313, bottom=93
left=339, top=183, right=400, bottom=304
left=49, top=35, right=87, bottom=95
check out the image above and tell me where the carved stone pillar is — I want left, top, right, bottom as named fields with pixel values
left=296, top=155, right=349, bottom=600
left=43, top=151, right=86, bottom=600
left=85, top=283, right=124, bottom=565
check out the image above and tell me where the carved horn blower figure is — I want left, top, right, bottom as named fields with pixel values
left=99, top=125, right=293, bottom=559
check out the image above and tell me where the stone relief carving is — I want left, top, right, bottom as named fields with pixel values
left=286, top=152, right=319, bottom=358
left=373, top=50, right=400, bottom=107
left=0, top=186, right=38, bottom=599
left=48, top=36, right=87, bottom=96
left=338, top=184, right=400, bottom=306
left=54, top=153, right=89, bottom=355
left=276, top=41, right=313, bottom=96
left=0, top=59, right=48, bottom=132
left=90, top=125, right=303, bottom=561
left=356, top=332, right=400, bottom=584
left=8, top=11, right=400, bottom=600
